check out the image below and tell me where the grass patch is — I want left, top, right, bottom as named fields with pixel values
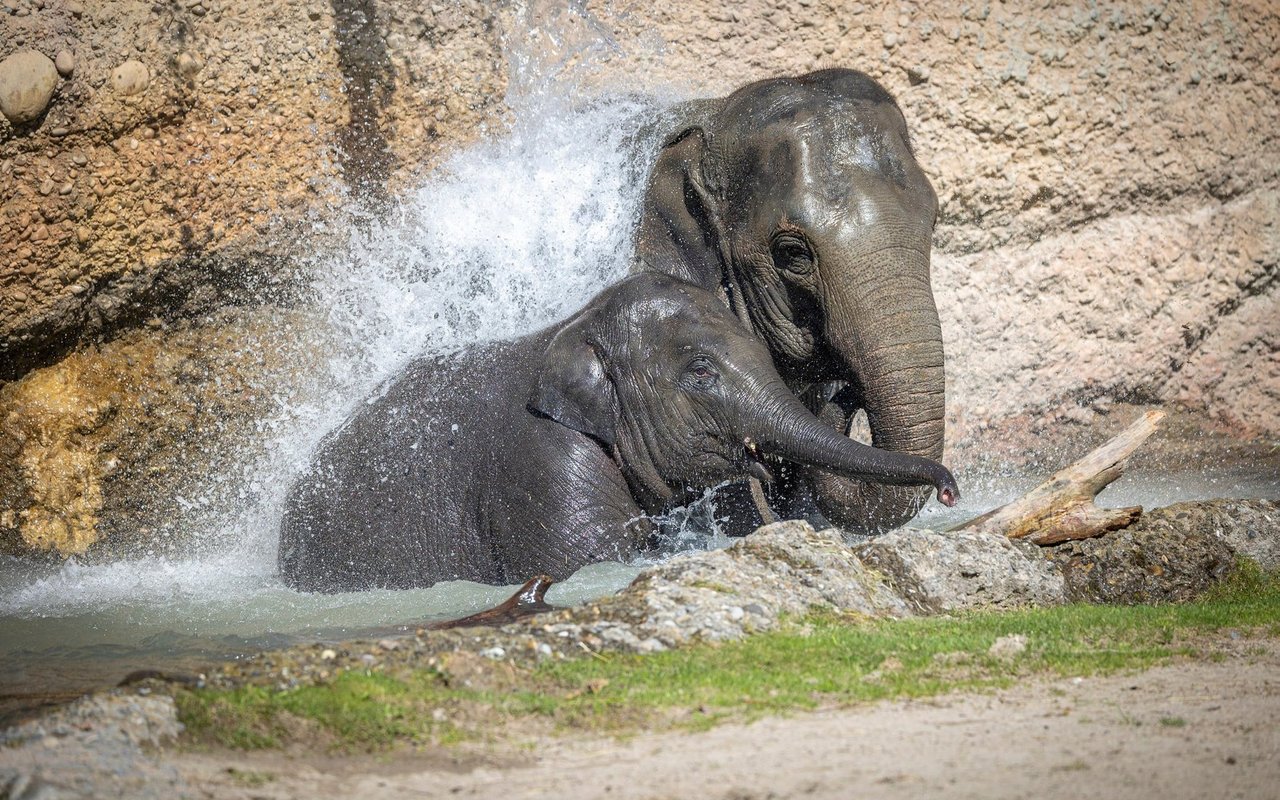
left=176, top=563, right=1279, bottom=751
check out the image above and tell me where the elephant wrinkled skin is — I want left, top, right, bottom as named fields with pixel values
left=637, top=68, right=946, bottom=535
left=278, top=274, right=957, bottom=592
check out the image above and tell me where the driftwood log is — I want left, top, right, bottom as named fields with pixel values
left=955, top=410, right=1166, bottom=545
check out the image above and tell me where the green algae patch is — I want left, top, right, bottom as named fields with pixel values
left=175, top=564, right=1280, bottom=751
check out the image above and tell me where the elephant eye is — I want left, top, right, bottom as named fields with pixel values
left=771, top=233, right=814, bottom=276
left=683, top=357, right=720, bottom=390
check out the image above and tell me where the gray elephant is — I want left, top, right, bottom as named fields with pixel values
left=278, top=273, right=958, bottom=592
left=636, top=68, right=944, bottom=535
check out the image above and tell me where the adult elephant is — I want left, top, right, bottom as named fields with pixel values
left=636, top=68, right=944, bottom=535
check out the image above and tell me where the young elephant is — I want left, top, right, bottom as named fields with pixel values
left=278, top=274, right=958, bottom=592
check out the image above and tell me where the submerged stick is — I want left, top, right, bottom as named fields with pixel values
left=955, top=410, right=1165, bottom=545
left=428, top=574, right=557, bottom=631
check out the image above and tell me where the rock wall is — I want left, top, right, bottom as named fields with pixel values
left=0, top=0, right=507, bottom=555
left=1, top=0, right=1276, bottom=556
left=0, top=0, right=506, bottom=379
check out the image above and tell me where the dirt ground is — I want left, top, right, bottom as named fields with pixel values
left=172, top=636, right=1280, bottom=800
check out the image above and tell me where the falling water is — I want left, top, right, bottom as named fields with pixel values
left=0, top=38, right=694, bottom=704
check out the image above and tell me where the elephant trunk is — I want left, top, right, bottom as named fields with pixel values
left=811, top=244, right=947, bottom=532
left=745, top=382, right=957, bottom=506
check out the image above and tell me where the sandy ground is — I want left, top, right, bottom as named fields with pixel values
left=172, top=637, right=1280, bottom=800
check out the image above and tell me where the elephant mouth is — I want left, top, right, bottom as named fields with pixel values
left=741, top=437, right=775, bottom=484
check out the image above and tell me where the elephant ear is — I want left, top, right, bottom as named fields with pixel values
left=528, top=314, right=618, bottom=448
left=640, top=112, right=732, bottom=284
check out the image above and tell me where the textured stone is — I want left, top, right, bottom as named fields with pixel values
left=1052, top=499, right=1278, bottom=604
left=109, top=60, right=150, bottom=96
left=854, top=528, right=1066, bottom=612
left=0, top=50, right=58, bottom=125
left=54, top=49, right=75, bottom=78
left=175, top=52, right=203, bottom=78
left=617, top=521, right=911, bottom=647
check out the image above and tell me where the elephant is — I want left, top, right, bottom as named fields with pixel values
left=635, top=67, right=946, bottom=536
left=278, top=273, right=958, bottom=592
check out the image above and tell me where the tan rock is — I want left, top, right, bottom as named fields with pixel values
left=0, top=50, right=59, bottom=125
left=175, top=52, right=203, bottom=78
left=0, top=360, right=112, bottom=556
left=54, top=49, right=75, bottom=78
left=110, top=59, right=150, bottom=96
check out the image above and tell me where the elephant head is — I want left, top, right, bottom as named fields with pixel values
left=636, top=68, right=944, bottom=534
left=528, top=274, right=957, bottom=516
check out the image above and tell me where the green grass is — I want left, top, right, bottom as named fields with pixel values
left=176, top=563, right=1280, bottom=751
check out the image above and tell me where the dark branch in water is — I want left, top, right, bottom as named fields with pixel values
left=428, top=575, right=558, bottom=630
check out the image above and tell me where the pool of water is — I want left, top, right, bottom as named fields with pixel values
left=4, top=459, right=1274, bottom=721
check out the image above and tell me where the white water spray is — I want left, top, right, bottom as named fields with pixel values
left=1, top=85, right=668, bottom=629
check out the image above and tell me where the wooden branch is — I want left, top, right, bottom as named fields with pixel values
left=428, top=575, right=556, bottom=630
left=955, top=410, right=1165, bottom=545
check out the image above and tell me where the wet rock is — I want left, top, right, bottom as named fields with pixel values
left=854, top=528, right=1066, bottom=613
left=0, top=50, right=59, bottom=125
left=1051, top=500, right=1275, bottom=604
left=1181, top=499, right=1280, bottom=571
left=109, top=60, right=150, bottom=96
left=618, top=521, right=911, bottom=648
left=54, top=50, right=75, bottom=78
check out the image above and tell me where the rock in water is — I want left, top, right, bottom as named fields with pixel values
left=110, top=60, right=150, bottom=96
left=0, top=50, right=59, bottom=125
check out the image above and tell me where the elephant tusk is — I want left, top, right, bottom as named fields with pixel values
left=742, top=437, right=777, bottom=487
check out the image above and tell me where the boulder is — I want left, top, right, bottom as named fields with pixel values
left=109, top=60, right=150, bottom=96
left=0, top=50, right=58, bottom=125
left=854, top=527, right=1066, bottom=613
left=1052, top=499, right=1279, bottom=604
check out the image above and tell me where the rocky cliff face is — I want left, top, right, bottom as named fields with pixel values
left=1, top=0, right=1276, bottom=556
left=0, top=0, right=506, bottom=555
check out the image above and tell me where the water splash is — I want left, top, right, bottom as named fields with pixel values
left=1, top=86, right=666, bottom=620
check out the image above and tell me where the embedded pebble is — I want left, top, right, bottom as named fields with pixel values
left=55, top=49, right=75, bottom=78
left=0, top=50, right=59, bottom=125
left=110, top=60, right=150, bottom=96
left=175, top=52, right=203, bottom=78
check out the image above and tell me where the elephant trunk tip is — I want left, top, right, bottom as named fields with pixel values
left=934, top=469, right=960, bottom=507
